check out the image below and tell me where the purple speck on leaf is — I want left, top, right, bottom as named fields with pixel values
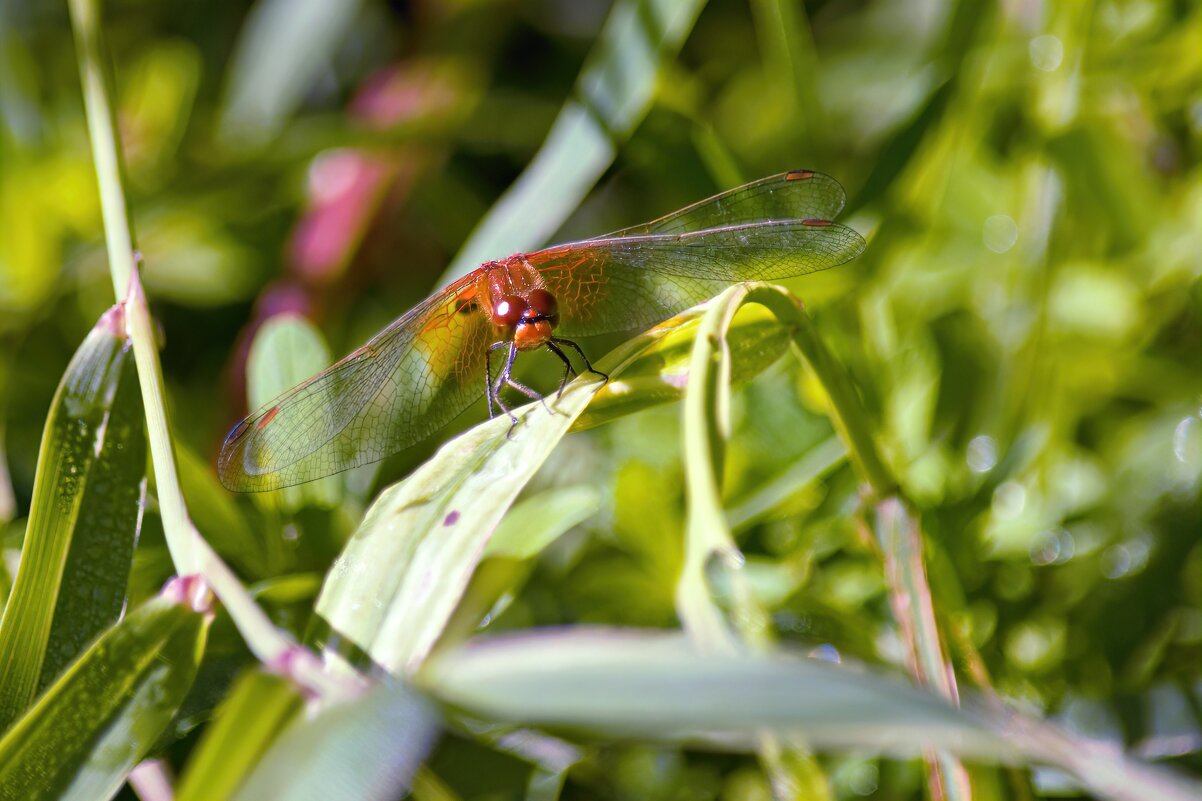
left=443, top=510, right=460, bottom=526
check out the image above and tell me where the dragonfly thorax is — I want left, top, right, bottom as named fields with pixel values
left=493, top=288, right=560, bottom=350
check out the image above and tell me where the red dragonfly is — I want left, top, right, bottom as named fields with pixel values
left=219, top=170, right=865, bottom=491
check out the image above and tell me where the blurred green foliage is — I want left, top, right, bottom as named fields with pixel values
left=1, top=0, right=1199, bottom=799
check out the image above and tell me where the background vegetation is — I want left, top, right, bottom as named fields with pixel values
left=0, top=0, right=1199, bottom=799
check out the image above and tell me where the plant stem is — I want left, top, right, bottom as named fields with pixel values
left=876, top=499, right=972, bottom=801
left=679, top=285, right=832, bottom=801
left=68, top=0, right=194, bottom=574
left=67, top=0, right=355, bottom=702
left=67, top=0, right=134, bottom=300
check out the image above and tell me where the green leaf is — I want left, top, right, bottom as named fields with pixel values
left=245, top=314, right=339, bottom=510
left=0, top=582, right=209, bottom=801
left=0, top=305, right=146, bottom=731
left=749, top=0, right=824, bottom=158
left=176, top=669, right=304, bottom=801
left=231, top=681, right=438, bottom=801
left=483, top=486, right=600, bottom=561
left=316, top=310, right=709, bottom=675
left=422, top=628, right=1015, bottom=761
left=439, top=486, right=601, bottom=648
left=218, top=0, right=363, bottom=147
left=572, top=303, right=789, bottom=432
left=678, top=285, right=745, bottom=647
left=441, top=0, right=709, bottom=283
left=726, top=435, right=847, bottom=530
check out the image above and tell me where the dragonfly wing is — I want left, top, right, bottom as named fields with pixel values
left=598, top=170, right=848, bottom=238
left=538, top=219, right=866, bottom=337
left=219, top=282, right=491, bottom=491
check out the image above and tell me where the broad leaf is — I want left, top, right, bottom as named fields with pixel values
left=316, top=309, right=711, bottom=675
left=422, top=628, right=1015, bottom=761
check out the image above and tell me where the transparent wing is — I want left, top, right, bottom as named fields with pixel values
left=219, top=171, right=864, bottom=490
left=218, top=277, right=491, bottom=491
left=597, top=170, right=848, bottom=238
left=535, top=218, right=865, bottom=337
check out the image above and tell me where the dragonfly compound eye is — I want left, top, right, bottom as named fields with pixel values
left=525, top=289, right=559, bottom=326
left=493, top=295, right=527, bottom=329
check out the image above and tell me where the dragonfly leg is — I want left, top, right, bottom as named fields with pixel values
left=505, top=376, right=551, bottom=414
left=485, top=340, right=509, bottom=419
left=550, top=337, right=609, bottom=391
left=492, top=341, right=521, bottom=431
left=493, top=340, right=552, bottom=437
left=506, top=341, right=552, bottom=417
left=544, top=340, right=578, bottom=398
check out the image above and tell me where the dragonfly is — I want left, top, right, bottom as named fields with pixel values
left=218, top=170, right=865, bottom=491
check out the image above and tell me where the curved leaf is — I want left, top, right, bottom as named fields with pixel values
left=315, top=308, right=710, bottom=675
left=572, top=303, right=789, bottom=432
left=244, top=313, right=339, bottom=511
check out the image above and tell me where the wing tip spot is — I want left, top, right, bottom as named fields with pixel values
left=256, top=406, right=281, bottom=430
left=786, top=170, right=816, bottom=181
left=802, top=218, right=834, bottom=227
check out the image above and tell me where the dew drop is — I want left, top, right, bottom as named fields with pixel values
left=849, top=762, right=879, bottom=796
left=1030, top=528, right=1074, bottom=565
left=967, top=434, right=998, bottom=472
left=1172, top=415, right=1200, bottom=465
left=1029, top=35, right=1064, bottom=71
left=808, top=643, right=841, bottom=663
left=992, top=480, right=1026, bottom=520
left=1101, top=537, right=1151, bottom=579
left=983, top=214, right=1019, bottom=253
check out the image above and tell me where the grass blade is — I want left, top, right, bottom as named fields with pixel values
left=218, top=0, right=363, bottom=147
left=230, top=681, right=438, bottom=801
left=441, top=0, right=709, bottom=283
left=176, top=670, right=304, bottom=801
left=425, top=629, right=1202, bottom=801
left=0, top=579, right=210, bottom=801
left=68, top=0, right=403, bottom=704
left=0, top=305, right=145, bottom=730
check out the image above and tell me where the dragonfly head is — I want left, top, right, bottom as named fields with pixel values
left=494, top=288, right=559, bottom=350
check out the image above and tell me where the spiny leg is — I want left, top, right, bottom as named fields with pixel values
left=505, top=375, right=550, bottom=412
left=485, top=341, right=509, bottom=419
left=491, top=341, right=521, bottom=429
left=492, top=341, right=552, bottom=437
left=550, top=337, right=609, bottom=387
left=544, top=340, right=578, bottom=398
left=500, top=346, right=551, bottom=415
